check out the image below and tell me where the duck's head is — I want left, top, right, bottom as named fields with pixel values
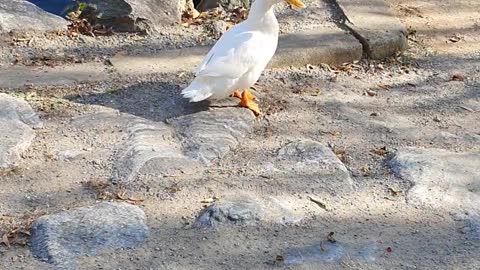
left=263, top=0, right=306, bottom=9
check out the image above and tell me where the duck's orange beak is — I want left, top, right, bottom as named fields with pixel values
left=285, top=0, right=306, bottom=8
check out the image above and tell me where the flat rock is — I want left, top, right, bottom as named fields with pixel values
left=388, top=148, right=480, bottom=212
left=270, top=27, right=362, bottom=68
left=283, top=241, right=377, bottom=266
left=0, top=63, right=109, bottom=89
left=266, top=139, right=353, bottom=193
left=169, top=108, right=255, bottom=165
left=0, top=0, right=67, bottom=33
left=195, top=196, right=303, bottom=227
left=113, top=120, right=201, bottom=182
left=0, top=119, right=35, bottom=169
left=0, top=93, right=42, bottom=128
left=30, top=202, right=148, bottom=268
left=195, top=198, right=265, bottom=227
left=0, top=94, right=41, bottom=169
left=110, top=28, right=362, bottom=76
left=336, top=0, right=407, bottom=59
left=86, top=0, right=187, bottom=33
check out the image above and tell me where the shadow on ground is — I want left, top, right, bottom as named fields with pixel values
left=68, top=79, right=211, bottom=122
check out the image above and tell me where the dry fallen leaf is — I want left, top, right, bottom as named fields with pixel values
left=365, top=90, right=377, bottom=97
left=457, top=105, right=475, bottom=112
left=447, top=35, right=461, bottom=43
left=328, top=131, right=342, bottom=137
left=371, top=146, right=389, bottom=156
left=377, top=83, right=390, bottom=90
left=327, top=232, right=336, bottom=243
left=320, top=240, right=326, bottom=251
left=308, top=196, right=329, bottom=211
left=200, top=197, right=218, bottom=203
left=387, top=187, right=402, bottom=196
left=334, top=148, right=348, bottom=163
left=361, top=165, right=371, bottom=176
left=451, top=74, right=465, bottom=81
left=1, top=234, right=10, bottom=248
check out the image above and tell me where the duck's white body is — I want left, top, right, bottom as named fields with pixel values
left=181, top=0, right=281, bottom=102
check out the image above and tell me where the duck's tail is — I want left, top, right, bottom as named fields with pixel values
left=181, top=79, right=213, bottom=102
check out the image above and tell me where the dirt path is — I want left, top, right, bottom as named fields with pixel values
left=0, top=0, right=479, bottom=269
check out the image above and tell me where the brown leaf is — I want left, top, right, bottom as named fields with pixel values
left=200, top=197, right=218, bottom=203
left=457, top=105, right=475, bottom=112
left=371, top=146, right=389, bottom=156
left=448, top=35, right=461, bottom=43
left=127, top=196, right=145, bottom=203
left=1, top=234, right=10, bottom=248
left=451, top=74, right=464, bottom=81
left=334, top=148, right=348, bottom=163
left=361, top=165, right=371, bottom=176
left=365, top=90, right=377, bottom=97
left=328, top=131, right=341, bottom=137
left=115, top=191, right=127, bottom=200
left=377, top=83, right=390, bottom=90
left=308, top=196, right=329, bottom=211
left=388, top=187, right=402, bottom=196
left=327, top=232, right=336, bottom=243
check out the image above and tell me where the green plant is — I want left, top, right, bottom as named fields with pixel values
left=62, top=0, right=87, bottom=16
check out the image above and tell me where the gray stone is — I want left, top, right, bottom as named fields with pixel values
left=195, top=199, right=265, bottom=227
left=270, top=139, right=353, bottom=193
left=0, top=93, right=42, bottom=128
left=270, top=27, right=363, bottom=68
left=195, top=196, right=302, bottom=227
left=85, top=0, right=187, bottom=33
left=0, top=119, right=35, bottom=169
left=0, top=0, right=67, bottom=33
left=169, top=108, right=255, bottom=165
left=30, top=202, right=148, bottom=268
left=0, top=94, right=41, bottom=169
left=113, top=120, right=201, bottom=182
left=196, top=0, right=251, bottom=12
left=388, top=148, right=480, bottom=212
left=336, top=0, right=407, bottom=59
left=284, top=241, right=377, bottom=266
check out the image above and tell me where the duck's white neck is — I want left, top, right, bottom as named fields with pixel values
left=245, top=0, right=279, bottom=30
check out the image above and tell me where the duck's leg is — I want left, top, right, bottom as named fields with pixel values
left=231, top=90, right=242, bottom=99
left=238, top=89, right=260, bottom=115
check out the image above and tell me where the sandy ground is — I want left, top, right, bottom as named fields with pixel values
left=1, top=0, right=480, bottom=269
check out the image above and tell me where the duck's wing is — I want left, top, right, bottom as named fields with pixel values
left=194, top=29, right=258, bottom=79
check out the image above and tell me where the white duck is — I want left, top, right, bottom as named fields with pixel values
left=181, top=0, right=306, bottom=115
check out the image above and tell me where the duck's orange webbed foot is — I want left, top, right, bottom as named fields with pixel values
left=238, top=89, right=260, bottom=116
